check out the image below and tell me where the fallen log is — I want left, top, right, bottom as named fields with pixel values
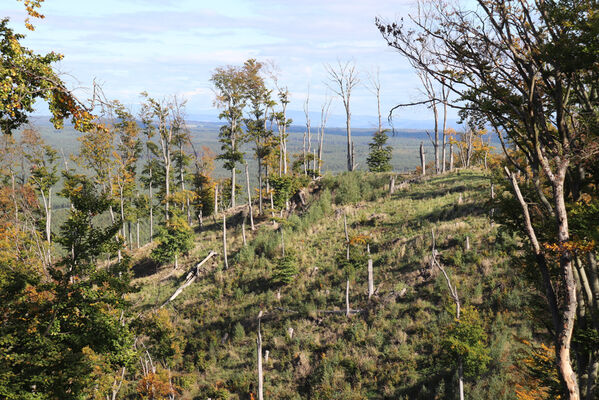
left=161, top=250, right=218, bottom=308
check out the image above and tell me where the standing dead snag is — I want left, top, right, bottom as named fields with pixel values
left=257, top=310, right=264, bottom=400
left=343, top=211, right=350, bottom=260
left=242, top=214, right=247, bottom=246
left=318, top=94, right=332, bottom=175
left=367, top=244, right=374, bottom=300
left=222, top=215, right=229, bottom=269
left=325, top=61, right=360, bottom=172
left=420, top=142, right=426, bottom=176
left=430, top=229, right=463, bottom=400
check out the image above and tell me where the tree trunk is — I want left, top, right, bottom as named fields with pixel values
left=318, top=127, right=325, bottom=175
left=433, top=102, right=439, bottom=174
left=346, top=107, right=353, bottom=171
left=441, top=97, right=448, bottom=173
left=222, top=215, right=228, bottom=269
left=368, top=258, right=374, bottom=299
left=258, top=161, right=263, bottom=214
left=231, top=167, right=236, bottom=208
left=420, top=142, right=426, bottom=176
left=245, top=163, right=255, bottom=230
left=149, top=178, right=154, bottom=240
left=458, top=359, right=464, bottom=400
left=449, top=143, right=454, bottom=172
left=257, top=317, right=264, bottom=400
left=554, top=177, right=580, bottom=400
left=242, top=216, right=247, bottom=246
left=165, top=161, right=170, bottom=220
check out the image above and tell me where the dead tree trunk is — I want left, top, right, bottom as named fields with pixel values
left=161, top=250, right=218, bottom=307
left=257, top=311, right=264, bottom=400
left=449, top=142, right=454, bottom=172
left=214, top=184, right=219, bottom=215
left=222, top=215, right=228, bottom=269
left=318, top=96, right=332, bottom=175
left=242, top=215, right=247, bottom=246
left=368, top=252, right=374, bottom=299
left=344, top=211, right=350, bottom=260
left=420, top=142, right=426, bottom=176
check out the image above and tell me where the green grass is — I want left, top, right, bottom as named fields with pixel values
left=124, top=169, right=537, bottom=399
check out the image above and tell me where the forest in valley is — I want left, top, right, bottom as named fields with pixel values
left=1, top=1, right=598, bottom=399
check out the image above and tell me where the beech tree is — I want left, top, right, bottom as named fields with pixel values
left=111, top=102, right=141, bottom=248
left=140, top=93, right=186, bottom=221
left=0, top=18, right=95, bottom=135
left=0, top=172, right=135, bottom=398
left=377, top=1, right=599, bottom=397
left=243, top=59, right=275, bottom=214
left=211, top=65, right=248, bottom=208
left=20, top=128, right=58, bottom=251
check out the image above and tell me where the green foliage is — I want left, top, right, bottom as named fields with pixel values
left=0, top=173, right=135, bottom=399
left=441, top=305, right=491, bottom=379
left=0, top=18, right=94, bottom=134
left=192, top=172, right=215, bottom=217
left=269, top=175, right=303, bottom=210
left=137, top=308, right=185, bottom=367
left=366, top=129, right=393, bottom=172
left=271, top=252, right=299, bottom=286
left=151, top=214, right=194, bottom=265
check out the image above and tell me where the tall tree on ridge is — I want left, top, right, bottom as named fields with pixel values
left=140, top=93, right=186, bottom=221
left=112, top=101, right=142, bottom=248
left=211, top=64, right=248, bottom=208
left=244, top=59, right=275, bottom=214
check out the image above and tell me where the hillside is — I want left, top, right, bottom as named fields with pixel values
left=127, top=170, right=539, bottom=399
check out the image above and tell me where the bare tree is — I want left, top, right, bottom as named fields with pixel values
left=303, top=85, right=311, bottom=175
left=318, top=94, right=332, bottom=175
left=366, top=67, right=383, bottom=134
left=325, top=61, right=360, bottom=171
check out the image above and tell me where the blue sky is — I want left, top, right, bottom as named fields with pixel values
left=2, top=0, right=458, bottom=128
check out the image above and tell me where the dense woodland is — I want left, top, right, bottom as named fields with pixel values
left=1, top=0, right=599, bottom=399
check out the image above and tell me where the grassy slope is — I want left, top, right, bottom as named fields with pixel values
left=128, top=170, right=535, bottom=399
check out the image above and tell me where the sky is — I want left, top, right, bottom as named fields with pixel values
left=2, top=0, right=459, bottom=129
